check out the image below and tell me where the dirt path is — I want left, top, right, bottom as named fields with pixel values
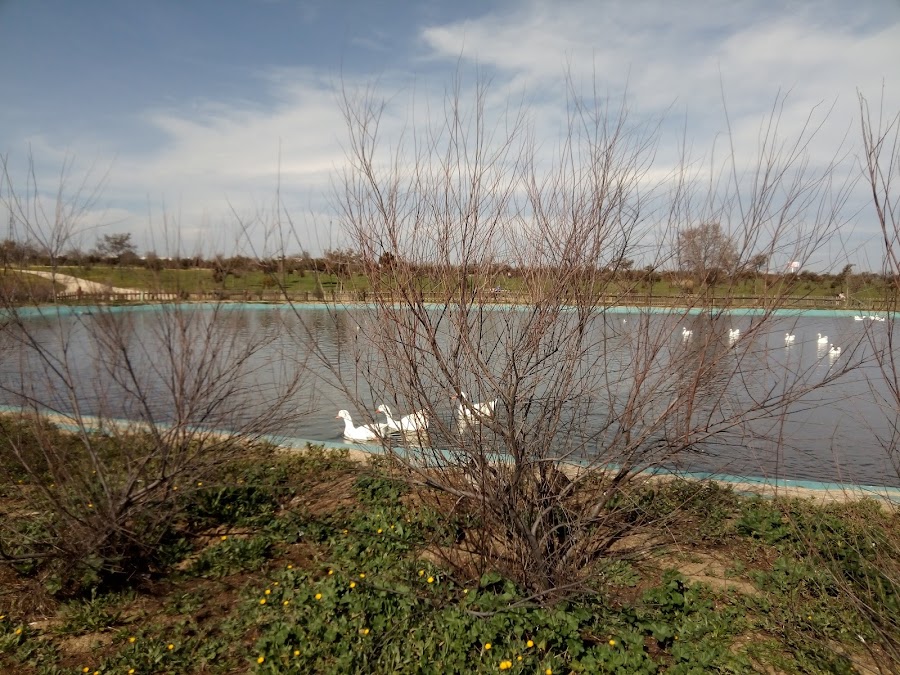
left=20, top=270, right=138, bottom=295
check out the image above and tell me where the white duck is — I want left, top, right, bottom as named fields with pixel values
left=376, top=404, right=430, bottom=433
left=336, top=410, right=388, bottom=442
left=829, top=345, right=841, bottom=356
left=681, top=327, right=693, bottom=339
left=784, top=333, right=795, bottom=344
left=728, top=328, right=740, bottom=341
left=817, top=333, right=828, bottom=344
left=454, top=391, right=497, bottom=423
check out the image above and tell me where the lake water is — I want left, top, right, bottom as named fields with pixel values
left=2, top=303, right=898, bottom=488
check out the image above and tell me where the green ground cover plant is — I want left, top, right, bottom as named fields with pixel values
left=1, top=421, right=898, bottom=673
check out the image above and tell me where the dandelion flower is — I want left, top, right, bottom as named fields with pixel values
left=463, top=589, right=468, bottom=595
left=129, top=670, right=135, bottom=674
left=418, top=570, right=425, bottom=577
left=359, top=573, right=366, bottom=579
left=390, top=524, right=395, bottom=529
left=328, top=569, right=334, bottom=575
left=349, top=581, right=356, bottom=589
left=283, top=600, right=290, bottom=606
left=168, top=643, right=174, bottom=650
left=484, top=642, right=492, bottom=650
left=293, top=650, right=300, bottom=656
left=315, top=593, right=322, bottom=600
left=287, top=564, right=293, bottom=569
left=526, top=640, right=534, bottom=648
left=0, top=615, right=5, bottom=620
left=499, top=661, right=512, bottom=670
left=546, top=669, right=553, bottom=675
left=342, top=529, right=349, bottom=534
left=83, top=668, right=90, bottom=673
left=517, top=655, right=523, bottom=661
left=361, top=628, right=370, bottom=635
left=377, top=528, right=383, bottom=534
left=128, top=636, right=136, bottom=643
left=427, top=576, right=434, bottom=584
left=274, top=582, right=279, bottom=586
left=265, top=589, right=271, bottom=595
left=257, top=656, right=265, bottom=664
left=15, top=628, right=22, bottom=635
left=259, top=599, right=267, bottom=605
left=220, top=535, right=227, bottom=541
left=87, top=503, right=93, bottom=508
left=197, top=481, right=203, bottom=486
left=608, top=639, right=616, bottom=646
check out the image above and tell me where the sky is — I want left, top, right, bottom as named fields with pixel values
left=1, top=0, right=899, bottom=270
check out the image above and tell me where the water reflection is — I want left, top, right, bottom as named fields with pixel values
left=1, top=305, right=896, bottom=487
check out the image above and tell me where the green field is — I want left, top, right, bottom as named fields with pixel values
left=2, top=431, right=898, bottom=674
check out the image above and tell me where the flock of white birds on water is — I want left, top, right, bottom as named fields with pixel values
left=680, top=325, right=848, bottom=356
left=336, top=391, right=497, bottom=442
left=339, top=316, right=887, bottom=441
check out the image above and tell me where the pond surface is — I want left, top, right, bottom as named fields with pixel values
left=2, top=303, right=898, bottom=487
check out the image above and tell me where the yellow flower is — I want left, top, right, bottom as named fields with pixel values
left=499, top=661, right=512, bottom=670
left=83, top=669, right=90, bottom=673
left=328, top=569, right=334, bottom=575
left=361, top=628, right=370, bottom=635
left=390, top=524, right=395, bottom=529
left=287, top=564, right=293, bottom=569
left=463, top=589, right=468, bottom=594
left=259, top=599, right=267, bottom=605
left=172, top=486, right=178, bottom=491
left=377, top=528, right=383, bottom=534
left=0, top=615, right=5, bottom=620
left=265, top=589, right=271, bottom=595
left=129, top=670, right=135, bottom=674
left=257, top=656, right=265, bottom=664
left=15, top=628, right=22, bottom=635
left=546, top=669, right=553, bottom=675
left=484, top=642, right=492, bottom=650
left=526, top=640, right=534, bottom=648
left=342, top=529, right=349, bottom=534
left=359, top=573, right=366, bottom=579
left=315, top=593, right=322, bottom=600
left=197, top=481, right=203, bottom=486
left=608, top=639, right=616, bottom=646
left=167, top=643, right=174, bottom=650
left=517, top=655, right=523, bottom=661
left=220, top=535, right=227, bottom=541
left=94, top=671, right=100, bottom=675
left=293, top=650, right=300, bottom=656
left=349, top=581, right=356, bottom=589
left=418, top=570, right=425, bottom=577
left=128, top=636, right=136, bottom=643
left=274, top=582, right=279, bottom=586
left=87, top=503, right=93, bottom=508
left=427, top=576, right=434, bottom=584
left=283, top=600, right=290, bottom=606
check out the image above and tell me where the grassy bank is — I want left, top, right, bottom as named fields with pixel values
left=1, top=426, right=898, bottom=674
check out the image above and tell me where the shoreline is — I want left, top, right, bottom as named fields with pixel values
left=4, top=407, right=898, bottom=505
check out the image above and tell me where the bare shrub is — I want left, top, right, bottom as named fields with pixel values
left=0, top=162, right=306, bottom=592
left=306, top=74, right=865, bottom=600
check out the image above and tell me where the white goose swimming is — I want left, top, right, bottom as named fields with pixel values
left=784, top=333, right=795, bottom=344
left=728, top=328, right=740, bottom=341
left=454, top=391, right=496, bottom=423
left=682, top=327, right=693, bottom=339
left=336, top=410, right=389, bottom=442
left=828, top=345, right=841, bottom=356
left=376, top=404, right=430, bottom=433
left=817, top=333, right=828, bottom=344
